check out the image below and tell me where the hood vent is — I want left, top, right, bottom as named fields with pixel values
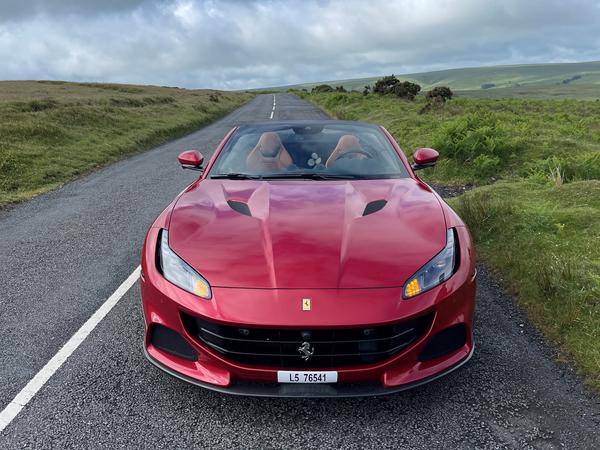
left=362, top=199, right=387, bottom=216
left=227, top=200, right=252, bottom=217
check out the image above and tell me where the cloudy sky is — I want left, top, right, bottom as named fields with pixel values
left=1, top=0, right=599, bottom=90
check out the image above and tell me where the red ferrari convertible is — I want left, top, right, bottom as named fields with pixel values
left=141, top=121, right=476, bottom=396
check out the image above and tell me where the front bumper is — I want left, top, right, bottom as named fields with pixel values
left=144, top=343, right=474, bottom=397
left=141, top=226, right=476, bottom=397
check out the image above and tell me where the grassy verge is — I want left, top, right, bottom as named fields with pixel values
left=0, top=81, right=252, bottom=207
left=301, top=90, right=600, bottom=389
left=451, top=181, right=600, bottom=389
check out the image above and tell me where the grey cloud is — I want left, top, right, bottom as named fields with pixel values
left=0, top=0, right=599, bottom=89
left=0, top=0, right=150, bottom=22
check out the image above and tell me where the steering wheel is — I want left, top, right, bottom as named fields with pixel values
left=335, top=149, right=373, bottom=161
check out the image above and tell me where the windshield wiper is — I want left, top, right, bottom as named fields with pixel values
left=260, top=173, right=358, bottom=180
left=210, top=173, right=263, bottom=180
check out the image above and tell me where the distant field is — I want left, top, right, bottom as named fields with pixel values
left=301, top=91, right=600, bottom=389
left=270, top=61, right=600, bottom=99
left=0, top=81, right=252, bottom=207
left=458, top=83, right=600, bottom=100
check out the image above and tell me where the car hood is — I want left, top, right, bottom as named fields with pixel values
left=168, top=178, right=446, bottom=289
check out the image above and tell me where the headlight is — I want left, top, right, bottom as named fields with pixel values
left=403, top=228, right=457, bottom=299
left=158, top=229, right=212, bottom=299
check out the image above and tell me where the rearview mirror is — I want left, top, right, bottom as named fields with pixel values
left=178, top=150, right=204, bottom=171
left=412, top=148, right=439, bottom=170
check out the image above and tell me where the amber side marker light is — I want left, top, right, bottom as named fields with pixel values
left=404, top=279, right=421, bottom=298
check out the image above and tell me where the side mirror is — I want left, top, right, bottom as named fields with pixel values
left=412, top=148, right=439, bottom=170
left=178, top=150, right=204, bottom=171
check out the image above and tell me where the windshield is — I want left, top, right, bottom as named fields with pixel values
left=208, top=122, right=409, bottom=180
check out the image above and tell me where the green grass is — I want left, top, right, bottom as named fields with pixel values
left=302, top=90, right=600, bottom=389
left=451, top=182, right=600, bottom=389
left=0, top=81, right=252, bottom=207
left=267, top=61, right=600, bottom=100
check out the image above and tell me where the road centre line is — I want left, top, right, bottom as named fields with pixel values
left=0, top=266, right=141, bottom=433
left=270, top=95, right=276, bottom=119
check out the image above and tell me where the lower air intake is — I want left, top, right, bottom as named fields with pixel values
left=418, top=323, right=467, bottom=361
left=150, top=324, right=197, bottom=361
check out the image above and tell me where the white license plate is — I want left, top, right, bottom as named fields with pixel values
left=277, top=371, right=338, bottom=384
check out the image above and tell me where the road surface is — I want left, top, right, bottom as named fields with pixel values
left=0, top=94, right=598, bottom=449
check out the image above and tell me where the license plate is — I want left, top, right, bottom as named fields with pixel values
left=277, top=371, right=338, bottom=384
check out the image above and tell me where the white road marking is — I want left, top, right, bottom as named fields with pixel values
left=269, top=94, right=275, bottom=119
left=0, top=266, right=141, bottom=433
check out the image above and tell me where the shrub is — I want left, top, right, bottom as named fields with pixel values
left=372, top=76, right=421, bottom=100
left=373, top=75, right=400, bottom=94
left=335, top=86, right=347, bottom=92
left=393, top=81, right=421, bottom=100
left=312, top=84, right=334, bottom=93
left=362, top=85, right=371, bottom=96
left=426, top=86, right=453, bottom=101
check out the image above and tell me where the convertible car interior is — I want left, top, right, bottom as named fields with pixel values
left=214, top=123, right=405, bottom=178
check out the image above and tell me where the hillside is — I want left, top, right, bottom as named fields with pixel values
left=270, top=61, right=600, bottom=99
left=0, top=80, right=251, bottom=207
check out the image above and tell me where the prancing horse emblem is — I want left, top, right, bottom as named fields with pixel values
left=298, top=342, right=314, bottom=361
left=302, top=298, right=311, bottom=311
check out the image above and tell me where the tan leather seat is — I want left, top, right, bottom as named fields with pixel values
left=325, top=135, right=367, bottom=168
left=246, top=132, right=293, bottom=172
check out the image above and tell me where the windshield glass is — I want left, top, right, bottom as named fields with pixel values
left=208, top=122, right=409, bottom=180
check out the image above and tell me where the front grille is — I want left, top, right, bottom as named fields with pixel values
left=181, top=312, right=433, bottom=368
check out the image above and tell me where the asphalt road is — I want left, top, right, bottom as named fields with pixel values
left=0, top=94, right=598, bottom=449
